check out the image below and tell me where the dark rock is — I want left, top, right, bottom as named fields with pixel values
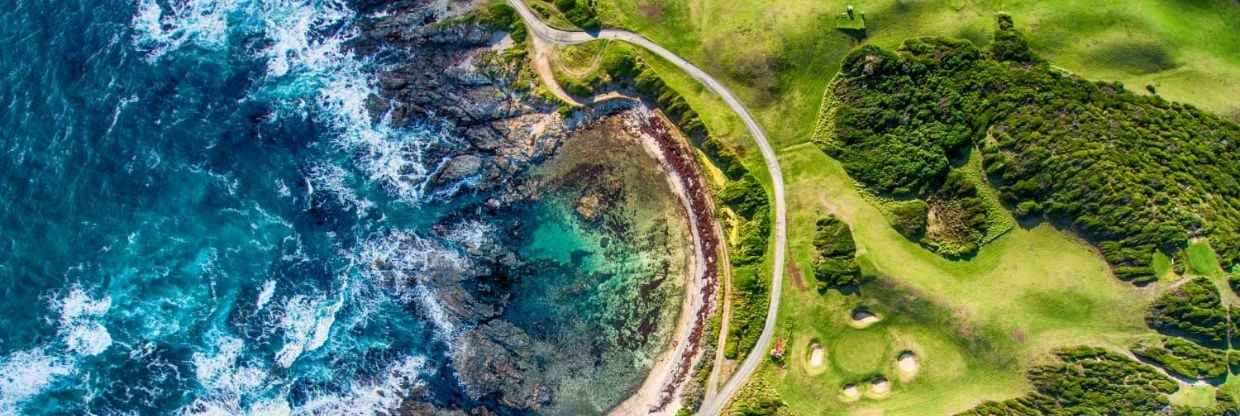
left=435, top=154, right=483, bottom=185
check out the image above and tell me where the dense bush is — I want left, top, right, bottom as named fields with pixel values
left=1130, top=337, right=1228, bottom=380
left=822, top=15, right=1240, bottom=284
left=811, top=216, right=861, bottom=290
left=700, top=136, right=747, bottom=180
left=732, top=208, right=771, bottom=267
left=725, top=264, right=768, bottom=359
left=1146, top=277, right=1229, bottom=347
left=888, top=199, right=928, bottom=239
left=720, top=174, right=769, bottom=220
left=474, top=3, right=527, bottom=43
left=717, top=171, right=771, bottom=359
left=958, top=346, right=1177, bottom=415
left=1229, top=271, right=1240, bottom=297
left=925, top=170, right=990, bottom=256
left=551, top=0, right=599, bottom=30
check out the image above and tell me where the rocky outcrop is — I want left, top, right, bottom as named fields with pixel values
left=350, top=3, right=701, bottom=415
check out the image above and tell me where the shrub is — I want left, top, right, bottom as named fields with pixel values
left=1146, top=278, right=1229, bottom=347
left=719, top=174, right=768, bottom=220
left=822, top=15, right=1240, bottom=284
left=475, top=4, right=527, bottom=43
left=959, top=346, right=1176, bottom=415
left=811, top=215, right=861, bottom=290
left=889, top=200, right=929, bottom=239
left=1130, top=337, right=1228, bottom=380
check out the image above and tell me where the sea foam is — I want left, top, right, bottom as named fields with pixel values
left=55, top=286, right=113, bottom=357
left=0, top=349, right=74, bottom=414
left=131, top=0, right=236, bottom=61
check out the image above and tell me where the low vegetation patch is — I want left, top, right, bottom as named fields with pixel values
left=1146, top=277, right=1229, bottom=348
left=811, top=215, right=861, bottom=291
left=959, top=346, right=1178, bottom=415
left=924, top=171, right=990, bottom=256
left=818, top=14, right=1240, bottom=284
left=1087, top=40, right=1178, bottom=75
left=725, top=366, right=791, bottom=416
left=722, top=176, right=772, bottom=359
left=1131, top=337, right=1228, bottom=381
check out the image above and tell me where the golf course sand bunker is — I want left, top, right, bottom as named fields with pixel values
left=868, top=377, right=892, bottom=398
left=841, top=384, right=862, bottom=402
left=804, top=341, right=827, bottom=375
left=850, top=306, right=882, bottom=328
left=809, top=344, right=826, bottom=366
left=896, top=351, right=920, bottom=382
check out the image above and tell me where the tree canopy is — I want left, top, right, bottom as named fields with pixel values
left=822, top=15, right=1240, bottom=284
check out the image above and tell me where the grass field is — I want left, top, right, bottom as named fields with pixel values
left=752, top=143, right=1156, bottom=414
left=597, top=0, right=1240, bottom=153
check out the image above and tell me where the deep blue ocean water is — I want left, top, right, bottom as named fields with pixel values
left=0, top=0, right=489, bottom=413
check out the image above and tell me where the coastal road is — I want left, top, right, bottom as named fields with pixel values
left=502, top=2, right=787, bottom=414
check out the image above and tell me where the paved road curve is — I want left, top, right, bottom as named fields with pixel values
left=502, top=2, right=787, bottom=414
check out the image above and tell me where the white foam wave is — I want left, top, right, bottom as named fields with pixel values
left=274, top=293, right=343, bottom=368
left=65, top=321, right=113, bottom=357
left=351, top=230, right=472, bottom=343
left=293, top=355, right=426, bottom=415
left=131, top=0, right=236, bottom=61
left=307, top=162, right=373, bottom=214
left=305, top=294, right=342, bottom=353
left=133, top=0, right=464, bottom=203
left=256, top=280, right=277, bottom=310
left=193, top=336, right=265, bottom=394
left=0, top=349, right=74, bottom=414
left=413, top=284, right=455, bottom=339
left=248, top=0, right=459, bottom=204
left=444, top=220, right=496, bottom=254
left=54, top=286, right=113, bottom=356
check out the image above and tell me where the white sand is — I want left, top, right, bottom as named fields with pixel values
left=808, top=344, right=825, bottom=367
left=869, top=378, right=892, bottom=397
left=850, top=308, right=882, bottom=329
left=841, top=385, right=862, bottom=401
left=897, top=351, right=920, bottom=382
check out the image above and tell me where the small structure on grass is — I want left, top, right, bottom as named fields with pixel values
left=834, top=5, right=867, bottom=39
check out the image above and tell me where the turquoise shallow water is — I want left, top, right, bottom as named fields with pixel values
left=0, top=0, right=532, bottom=413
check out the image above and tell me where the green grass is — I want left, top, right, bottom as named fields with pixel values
left=829, top=328, right=889, bottom=376
left=763, top=143, right=1153, bottom=415
left=1171, top=384, right=1219, bottom=408
left=1187, top=240, right=1226, bottom=277
left=1154, top=251, right=1175, bottom=281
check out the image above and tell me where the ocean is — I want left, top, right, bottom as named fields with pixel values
left=1, top=0, right=483, bottom=413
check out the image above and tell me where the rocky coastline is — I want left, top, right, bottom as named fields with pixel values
left=350, top=2, right=721, bottom=414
